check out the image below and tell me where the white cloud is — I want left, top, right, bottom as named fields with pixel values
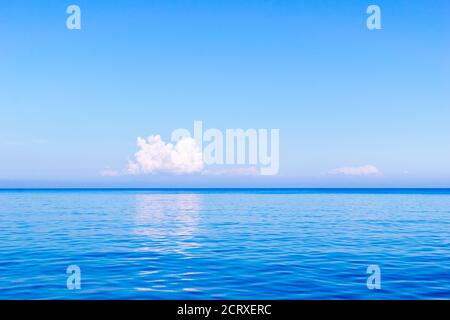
left=328, top=164, right=382, bottom=176
left=100, top=168, right=120, bottom=177
left=202, top=167, right=260, bottom=176
left=127, top=135, right=203, bottom=175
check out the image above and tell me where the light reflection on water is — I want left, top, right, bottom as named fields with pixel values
left=134, top=194, right=202, bottom=255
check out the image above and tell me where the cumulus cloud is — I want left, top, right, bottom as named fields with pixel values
left=127, top=135, right=203, bottom=175
left=328, top=164, right=382, bottom=176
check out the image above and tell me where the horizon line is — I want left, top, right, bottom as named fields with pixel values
left=1, top=187, right=450, bottom=190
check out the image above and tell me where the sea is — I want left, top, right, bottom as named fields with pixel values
left=0, top=188, right=449, bottom=299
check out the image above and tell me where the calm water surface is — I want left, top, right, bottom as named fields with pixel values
left=0, top=189, right=449, bottom=299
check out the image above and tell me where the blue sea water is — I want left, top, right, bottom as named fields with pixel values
left=0, top=189, right=449, bottom=300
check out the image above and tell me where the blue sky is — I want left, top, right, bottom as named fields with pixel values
left=0, top=0, right=449, bottom=187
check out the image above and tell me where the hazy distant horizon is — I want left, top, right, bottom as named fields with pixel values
left=1, top=179, right=450, bottom=189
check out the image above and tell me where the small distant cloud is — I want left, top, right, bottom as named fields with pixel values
left=202, top=167, right=260, bottom=176
left=100, top=168, right=120, bottom=177
left=328, top=164, right=382, bottom=176
left=127, top=135, right=203, bottom=175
